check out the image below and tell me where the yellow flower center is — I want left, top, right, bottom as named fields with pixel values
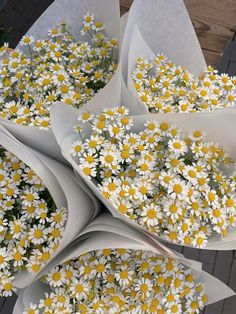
left=140, top=283, right=149, bottom=293
left=34, top=229, right=43, bottom=239
left=167, top=294, right=174, bottom=302
left=32, top=264, right=40, bottom=272
left=147, top=209, right=157, bottom=219
left=208, top=192, right=215, bottom=202
left=13, top=252, right=22, bottom=261
left=191, top=301, right=199, bottom=310
left=3, top=282, right=13, bottom=291
left=120, top=270, right=129, bottom=279
left=96, top=264, right=105, bottom=273
left=26, top=194, right=34, bottom=202
left=105, top=155, right=114, bottom=163
left=52, top=272, right=61, bottom=281
left=173, top=184, right=182, bottom=194
left=83, top=167, right=91, bottom=176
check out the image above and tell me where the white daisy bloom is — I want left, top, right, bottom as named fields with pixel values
left=168, top=179, right=188, bottom=200
left=168, top=138, right=188, bottom=155
left=141, top=203, right=163, bottom=226
left=28, top=224, right=47, bottom=245
left=23, top=303, right=39, bottom=314
left=47, top=267, right=66, bottom=288
left=70, top=279, right=90, bottom=301
left=20, top=35, right=35, bottom=46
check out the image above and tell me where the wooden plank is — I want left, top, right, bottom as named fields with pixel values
left=0, top=0, right=18, bottom=13
left=228, top=62, right=236, bottom=76
left=184, top=0, right=236, bottom=29
left=120, top=0, right=133, bottom=10
left=205, top=301, right=225, bottom=314
left=195, top=17, right=233, bottom=53
left=0, top=298, right=6, bottom=312
left=121, top=0, right=236, bottom=30
left=203, top=49, right=222, bottom=66
left=188, top=15, right=233, bottom=54
left=212, top=251, right=233, bottom=288
left=120, top=7, right=128, bottom=16
left=223, top=259, right=236, bottom=314
left=184, top=0, right=236, bottom=66
left=182, top=247, right=200, bottom=261
left=228, top=41, right=236, bottom=62
left=0, top=294, right=17, bottom=314
left=205, top=251, right=234, bottom=314
left=164, top=243, right=183, bottom=254
left=217, top=42, right=233, bottom=73
left=199, top=251, right=217, bottom=314
left=198, top=250, right=217, bottom=274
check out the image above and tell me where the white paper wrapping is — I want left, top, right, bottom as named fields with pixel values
left=120, top=0, right=230, bottom=117
left=122, top=0, right=236, bottom=120
left=0, top=124, right=99, bottom=288
left=17, top=0, right=120, bottom=50
left=127, top=25, right=155, bottom=113
left=51, top=102, right=236, bottom=250
left=12, top=215, right=235, bottom=313
left=121, top=0, right=206, bottom=85
left=13, top=282, right=50, bottom=314
left=0, top=119, right=66, bottom=163
left=0, top=0, right=121, bottom=162
left=39, top=213, right=185, bottom=275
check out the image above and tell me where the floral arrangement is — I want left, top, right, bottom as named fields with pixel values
left=0, top=13, right=117, bottom=128
left=0, top=146, right=67, bottom=296
left=0, top=0, right=236, bottom=312
left=71, top=107, right=236, bottom=248
left=132, top=54, right=236, bottom=113
left=23, top=248, right=207, bottom=314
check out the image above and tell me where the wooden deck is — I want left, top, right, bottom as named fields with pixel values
left=0, top=1, right=236, bottom=313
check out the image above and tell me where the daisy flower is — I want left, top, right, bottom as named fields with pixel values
left=141, top=203, right=163, bottom=226
left=20, top=35, right=35, bottom=46
left=26, top=250, right=207, bottom=313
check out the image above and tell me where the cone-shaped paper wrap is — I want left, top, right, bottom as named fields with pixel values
left=0, top=0, right=120, bottom=162
left=121, top=0, right=236, bottom=118
left=0, top=124, right=100, bottom=289
left=121, top=0, right=206, bottom=84
left=13, top=214, right=235, bottom=314
left=51, top=101, right=236, bottom=250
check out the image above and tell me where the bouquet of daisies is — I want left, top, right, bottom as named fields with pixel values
left=50, top=82, right=236, bottom=250
left=0, top=0, right=235, bottom=311
left=13, top=214, right=234, bottom=314
left=0, top=125, right=98, bottom=294
left=120, top=0, right=236, bottom=116
left=0, top=0, right=120, bottom=161
left=132, top=55, right=236, bottom=114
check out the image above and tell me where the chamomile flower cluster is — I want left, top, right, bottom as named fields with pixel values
left=132, top=54, right=236, bottom=113
left=0, top=13, right=117, bottom=128
left=72, top=107, right=236, bottom=248
left=0, top=146, right=67, bottom=297
left=24, top=249, right=207, bottom=314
